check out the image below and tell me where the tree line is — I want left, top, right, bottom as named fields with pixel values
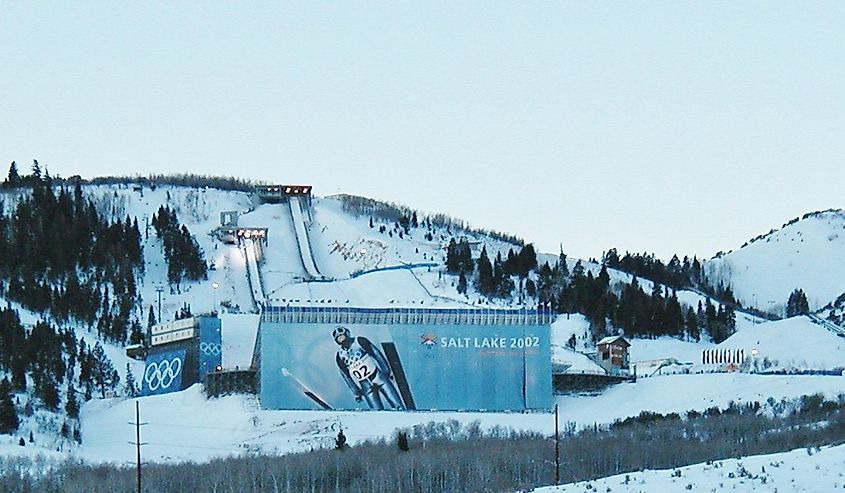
left=0, top=169, right=144, bottom=344
left=0, top=306, right=119, bottom=440
left=342, top=193, right=525, bottom=246
left=8, top=393, right=844, bottom=492
left=151, top=205, right=207, bottom=288
left=448, top=241, right=736, bottom=342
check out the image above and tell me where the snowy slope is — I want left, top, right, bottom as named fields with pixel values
left=73, top=371, right=845, bottom=465
left=555, top=373, right=845, bottom=427
left=79, top=385, right=555, bottom=464
left=5, top=183, right=845, bottom=472
left=535, top=444, right=845, bottom=493
left=706, top=209, right=845, bottom=313
left=714, top=315, right=845, bottom=371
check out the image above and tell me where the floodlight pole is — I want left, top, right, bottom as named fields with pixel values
left=155, top=286, right=164, bottom=323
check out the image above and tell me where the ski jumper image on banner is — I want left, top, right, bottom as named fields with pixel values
left=332, top=325, right=404, bottom=410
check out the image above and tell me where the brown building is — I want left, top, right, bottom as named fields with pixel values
left=596, top=336, right=630, bottom=375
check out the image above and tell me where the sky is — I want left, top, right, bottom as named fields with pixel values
left=2, top=2, right=844, bottom=261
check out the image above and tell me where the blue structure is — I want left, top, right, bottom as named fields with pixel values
left=142, top=349, right=186, bottom=396
left=257, top=307, right=553, bottom=412
left=198, top=317, right=223, bottom=381
left=141, top=316, right=222, bottom=396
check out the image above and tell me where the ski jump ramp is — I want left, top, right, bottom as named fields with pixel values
left=288, top=196, right=323, bottom=279
left=243, top=238, right=266, bottom=308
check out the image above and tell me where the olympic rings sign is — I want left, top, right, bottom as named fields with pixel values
left=200, top=342, right=222, bottom=356
left=144, top=357, right=183, bottom=392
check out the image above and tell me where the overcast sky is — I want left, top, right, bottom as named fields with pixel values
left=2, top=2, right=844, bottom=261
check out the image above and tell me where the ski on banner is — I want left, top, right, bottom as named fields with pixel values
left=281, top=368, right=334, bottom=410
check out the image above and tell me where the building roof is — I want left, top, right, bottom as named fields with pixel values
left=597, top=335, right=630, bottom=347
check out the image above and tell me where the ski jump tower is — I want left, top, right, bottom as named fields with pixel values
left=256, top=185, right=323, bottom=280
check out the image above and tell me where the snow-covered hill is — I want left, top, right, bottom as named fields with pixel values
left=712, top=315, right=845, bottom=372
left=706, top=209, right=845, bottom=313
left=2, top=182, right=845, bottom=476
left=535, top=443, right=845, bottom=493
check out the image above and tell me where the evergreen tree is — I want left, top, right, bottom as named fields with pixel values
left=516, top=244, right=537, bottom=278
left=5, top=161, right=20, bottom=187
left=335, top=429, right=347, bottom=450
left=446, top=239, right=460, bottom=274
left=526, top=279, right=537, bottom=298
left=397, top=431, right=409, bottom=451
left=39, top=378, right=60, bottom=410
left=30, top=159, right=42, bottom=182
left=0, top=378, right=19, bottom=434
left=571, top=260, right=585, bottom=279
left=129, top=320, right=143, bottom=345
left=124, top=363, right=139, bottom=398
left=457, top=271, right=467, bottom=295
left=91, top=342, right=119, bottom=398
left=475, top=247, right=494, bottom=297
left=786, top=288, right=810, bottom=317
left=148, top=304, right=157, bottom=328
left=685, top=306, right=700, bottom=341
left=557, top=248, right=569, bottom=279
left=65, top=385, right=79, bottom=419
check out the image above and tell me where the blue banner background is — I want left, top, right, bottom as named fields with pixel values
left=142, top=348, right=187, bottom=396
left=259, top=323, right=552, bottom=411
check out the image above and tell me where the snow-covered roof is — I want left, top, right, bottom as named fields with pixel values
left=597, top=335, right=630, bottom=347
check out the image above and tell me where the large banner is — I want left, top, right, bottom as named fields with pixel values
left=259, top=323, right=552, bottom=411
left=198, top=317, right=222, bottom=381
left=142, top=349, right=186, bottom=396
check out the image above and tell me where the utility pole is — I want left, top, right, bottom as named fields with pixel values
left=129, top=401, right=147, bottom=493
left=554, top=403, right=560, bottom=485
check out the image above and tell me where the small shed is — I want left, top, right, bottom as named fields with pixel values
left=596, top=335, right=630, bottom=374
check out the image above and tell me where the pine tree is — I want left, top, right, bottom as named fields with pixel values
left=685, top=307, right=700, bottom=341
left=6, top=161, right=20, bottom=187
left=526, top=279, right=537, bottom=298
left=557, top=247, right=569, bottom=279
left=65, top=385, right=80, bottom=419
left=335, top=429, right=347, bottom=450
left=397, top=431, right=409, bottom=451
left=124, top=363, right=139, bottom=397
left=457, top=271, right=467, bottom=295
left=0, top=378, right=19, bottom=434
left=516, top=244, right=537, bottom=278
left=475, top=247, right=494, bottom=297
left=31, top=159, right=42, bottom=182
left=91, top=342, right=119, bottom=398
left=446, top=239, right=459, bottom=273
left=786, top=288, right=810, bottom=317
left=39, top=377, right=61, bottom=410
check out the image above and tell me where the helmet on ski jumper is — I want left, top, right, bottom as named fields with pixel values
left=333, top=326, right=350, bottom=341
